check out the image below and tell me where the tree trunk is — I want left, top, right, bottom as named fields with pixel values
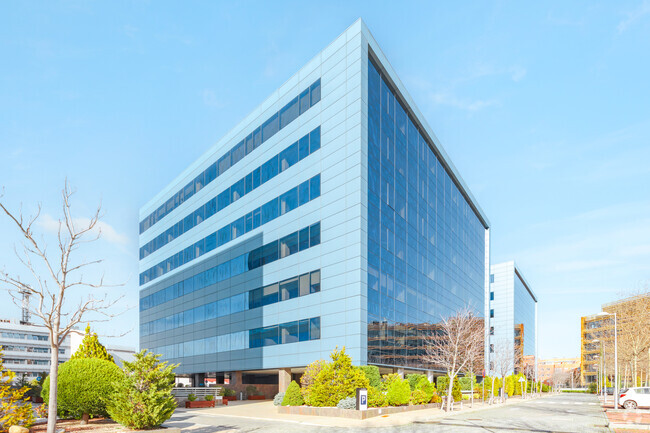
left=446, top=378, right=454, bottom=412
left=491, top=377, right=495, bottom=403
left=47, top=345, right=59, bottom=433
left=81, top=413, right=89, bottom=425
left=634, top=354, right=638, bottom=387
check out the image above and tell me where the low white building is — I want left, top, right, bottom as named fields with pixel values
left=0, top=318, right=135, bottom=382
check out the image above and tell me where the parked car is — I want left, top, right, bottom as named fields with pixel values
left=619, top=387, right=650, bottom=409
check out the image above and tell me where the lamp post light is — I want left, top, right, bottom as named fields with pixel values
left=596, top=312, right=619, bottom=408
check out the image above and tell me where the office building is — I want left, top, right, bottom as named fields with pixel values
left=489, top=261, right=538, bottom=377
left=536, top=357, right=580, bottom=384
left=138, top=19, right=491, bottom=396
left=0, top=319, right=134, bottom=382
left=580, top=294, right=650, bottom=386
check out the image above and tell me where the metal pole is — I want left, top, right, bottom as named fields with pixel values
left=600, top=339, right=607, bottom=404
left=614, top=312, right=619, bottom=408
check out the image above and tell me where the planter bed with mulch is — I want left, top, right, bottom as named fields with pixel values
left=30, top=418, right=180, bottom=433
left=278, top=403, right=441, bottom=419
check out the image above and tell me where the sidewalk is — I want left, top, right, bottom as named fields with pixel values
left=173, top=394, right=547, bottom=428
left=597, top=395, right=650, bottom=431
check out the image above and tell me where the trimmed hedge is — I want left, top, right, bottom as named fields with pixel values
left=42, top=358, right=123, bottom=419
left=360, top=365, right=381, bottom=388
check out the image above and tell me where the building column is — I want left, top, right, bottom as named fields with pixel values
left=279, top=368, right=291, bottom=392
left=397, top=368, right=405, bottom=379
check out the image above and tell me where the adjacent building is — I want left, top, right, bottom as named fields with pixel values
left=0, top=319, right=134, bottom=382
left=537, top=357, right=580, bottom=384
left=488, top=261, right=538, bottom=378
left=138, top=19, right=491, bottom=395
left=580, top=294, right=650, bottom=386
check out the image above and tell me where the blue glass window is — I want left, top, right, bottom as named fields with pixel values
left=280, top=97, right=299, bottom=129
left=309, top=317, right=321, bottom=340
left=262, top=113, right=279, bottom=142
left=261, top=155, right=278, bottom=184
left=217, top=190, right=230, bottom=211
left=310, top=127, right=321, bottom=152
left=279, top=142, right=299, bottom=172
left=217, top=226, right=231, bottom=247
left=280, top=188, right=298, bottom=215
left=231, top=178, right=245, bottom=202
left=310, top=174, right=321, bottom=200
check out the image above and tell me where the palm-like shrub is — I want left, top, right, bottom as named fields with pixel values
left=105, top=350, right=178, bottom=429
left=281, top=381, right=304, bottom=406
left=309, top=347, right=369, bottom=407
left=42, top=358, right=122, bottom=420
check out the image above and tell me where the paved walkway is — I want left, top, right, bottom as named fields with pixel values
left=164, top=394, right=576, bottom=432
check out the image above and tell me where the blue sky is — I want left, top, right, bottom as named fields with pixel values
left=1, top=1, right=649, bottom=359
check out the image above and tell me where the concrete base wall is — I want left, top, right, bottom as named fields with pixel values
left=278, top=402, right=441, bottom=419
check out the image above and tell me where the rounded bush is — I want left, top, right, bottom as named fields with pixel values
left=368, top=386, right=388, bottom=408
left=281, top=381, right=304, bottom=406
left=360, top=366, right=381, bottom=388
left=414, top=376, right=435, bottom=402
left=410, top=389, right=429, bottom=405
left=42, top=358, right=123, bottom=419
left=273, top=392, right=285, bottom=406
left=382, top=374, right=410, bottom=406
left=336, top=396, right=356, bottom=410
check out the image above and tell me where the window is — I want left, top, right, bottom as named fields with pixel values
left=490, top=292, right=494, bottom=301
left=261, top=241, right=278, bottom=265
left=280, top=187, right=298, bottom=215
left=260, top=325, right=279, bottom=347
left=217, top=190, right=230, bottom=211
left=280, top=232, right=299, bottom=258
left=299, top=273, right=310, bottom=297
left=262, top=113, right=279, bottom=142
left=310, top=80, right=321, bottom=106
left=231, top=178, right=245, bottom=202
left=309, top=222, right=321, bottom=247
left=298, top=135, right=310, bottom=160
left=309, top=317, right=321, bottom=340
left=490, top=309, right=494, bottom=318
left=299, top=89, right=310, bottom=114
left=299, top=227, right=310, bottom=251
left=490, top=274, right=494, bottom=283
left=218, top=153, right=231, bottom=175
left=310, top=126, right=321, bottom=152
left=298, top=319, right=309, bottom=341
left=279, top=142, right=299, bottom=172
left=490, top=326, right=494, bottom=335
left=489, top=344, right=494, bottom=353
left=310, top=270, right=321, bottom=293
left=231, top=140, right=245, bottom=165
left=261, top=198, right=279, bottom=224
left=261, top=155, right=278, bottom=184
left=298, top=180, right=310, bottom=206
left=231, top=217, right=245, bottom=239
left=262, top=283, right=279, bottom=306
left=280, top=277, right=299, bottom=301
left=310, top=174, right=321, bottom=200
left=280, top=321, right=299, bottom=344
left=279, top=96, right=299, bottom=129
left=217, top=226, right=231, bottom=247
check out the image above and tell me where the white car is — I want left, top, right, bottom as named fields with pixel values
left=619, top=387, right=650, bottom=409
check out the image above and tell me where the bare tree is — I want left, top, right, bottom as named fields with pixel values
left=423, top=305, right=484, bottom=412
left=0, top=182, right=123, bottom=433
left=491, top=337, right=521, bottom=402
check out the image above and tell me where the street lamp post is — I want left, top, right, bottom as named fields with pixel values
left=597, top=312, right=619, bottom=408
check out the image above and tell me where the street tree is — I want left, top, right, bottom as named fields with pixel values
left=424, top=305, right=484, bottom=412
left=0, top=182, right=122, bottom=433
left=491, top=337, right=521, bottom=402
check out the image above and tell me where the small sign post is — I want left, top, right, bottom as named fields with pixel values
left=518, top=376, right=526, bottom=398
left=356, top=388, right=368, bottom=411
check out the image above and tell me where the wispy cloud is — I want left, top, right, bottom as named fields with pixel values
left=39, top=214, right=130, bottom=247
left=618, top=0, right=650, bottom=33
left=429, top=92, right=499, bottom=111
left=202, top=89, right=225, bottom=109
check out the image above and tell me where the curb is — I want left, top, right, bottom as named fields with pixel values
left=609, top=423, right=650, bottom=430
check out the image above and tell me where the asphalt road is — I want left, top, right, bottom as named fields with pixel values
left=167, top=393, right=610, bottom=433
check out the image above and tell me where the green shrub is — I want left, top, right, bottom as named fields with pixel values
left=70, top=325, right=114, bottom=363
left=409, top=389, right=429, bottom=405
left=452, top=377, right=462, bottom=402
left=431, top=392, right=442, bottom=404
left=309, top=347, right=369, bottom=407
left=282, top=381, right=304, bottom=406
left=414, top=376, right=435, bottom=402
left=382, top=373, right=410, bottom=406
left=505, top=375, right=515, bottom=397
left=587, top=382, right=597, bottom=394
left=187, top=393, right=197, bottom=401
left=461, top=394, right=470, bottom=400
left=360, top=365, right=381, bottom=388
left=42, top=358, right=122, bottom=420
left=406, top=374, right=426, bottom=390
left=105, top=351, right=177, bottom=429
left=368, top=386, right=388, bottom=407
left=0, top=351, right=34, bottom=430
left=458, top=374, right=476, bottom=391
left=223, top=387, right=236, bottom=397
left=300, top=359, right=327, bottom=405
left=436, top=376, right=449, bottom=396
left=205, top=395, right=214, bottom=401
left=246, top=385, right=260, bottom=396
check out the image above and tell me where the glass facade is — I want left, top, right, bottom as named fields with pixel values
left=140, top=79, right=321, bottom=234
left=514, top=272, right=536, bottom=362
left=140, top=175, right=321, bottom=285
left=367, top=58, right=486, bottom=369
left=140, top=127, right=321, bottom=260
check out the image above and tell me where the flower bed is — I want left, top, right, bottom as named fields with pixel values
left=278, top=403, right=440, bottom=419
